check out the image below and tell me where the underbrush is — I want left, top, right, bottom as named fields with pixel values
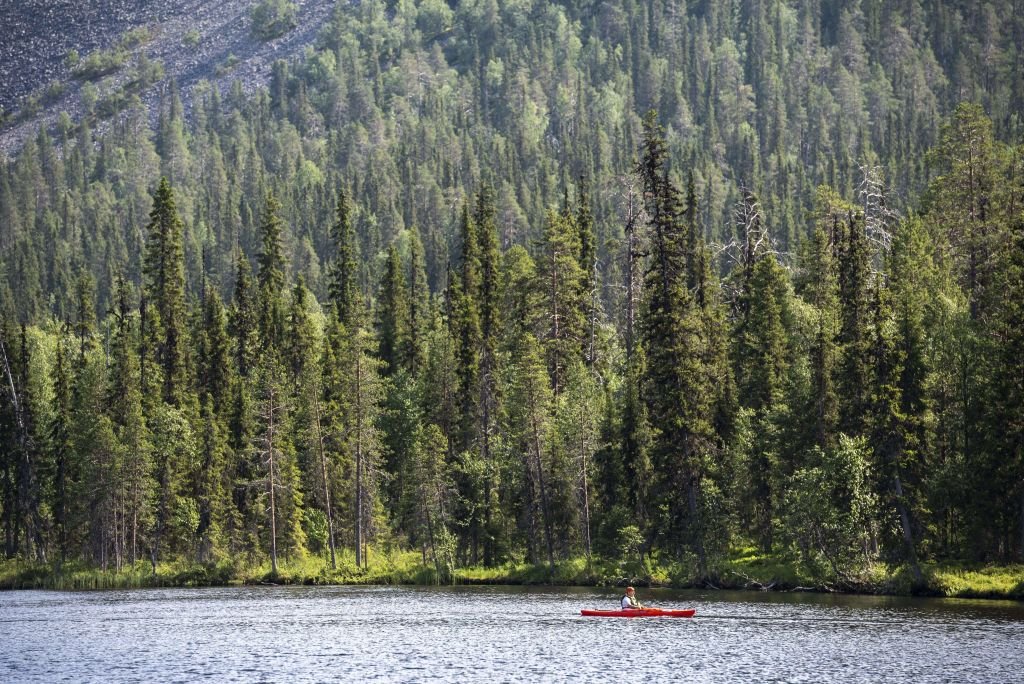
left=928, top=563, right=1024, bottom=600
left=3, top=552, right=1021, bottom=600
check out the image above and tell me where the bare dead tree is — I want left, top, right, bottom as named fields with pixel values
left=858, top=164, right=899, bottom=273
left=255, top=371, right=289, bottom=575
left=619, top=173, right=647, bottom=359
left=715, top=187, right=786, bottom=311
left=311, top=384, right=337, bottom=570
left=572, top=395, right=598, bottom=564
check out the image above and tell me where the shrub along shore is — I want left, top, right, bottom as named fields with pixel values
left=3, top=551, right=1021, bottom=601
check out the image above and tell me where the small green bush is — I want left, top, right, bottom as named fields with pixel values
left=251, top=0, right=298, bottom=41
left=118, top=27, right=152, bottom=49
left=73, top=47, right=128, bottom=80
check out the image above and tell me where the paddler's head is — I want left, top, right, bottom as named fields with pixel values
left=625, top=586, right=635, bottom=595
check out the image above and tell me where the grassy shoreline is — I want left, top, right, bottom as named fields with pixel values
left=2, top=551, right=1021, bottom=601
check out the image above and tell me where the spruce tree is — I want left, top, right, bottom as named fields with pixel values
left=195, top=398, right=229, bottom=562
left=328, top=188, right=359, bottom=327
left=73, top=267, right=96, bottom=367
left=256, top=192, right=288, bottom=351
left=142, top=177, right=188, bottom=406
left=637, top=112, right=715, bottom=576
left=452, top=202, right=481, bottom=454
left=536, top=209, right=586, bottom=395
left=475, top=187, right=504, bottom=565
left=836, top=212, right=873, bottom=437
left=230, top=254, right=258, bottom=380
left=733, top=254, right=791, bottom=551
left=925, top=103, right=1005, bottom=321
left=377, top=245, right=410, bottom=377
left=197, top=288, right=232, bottom=415
left=576, top=177, right=599, bottom=366
left=795, top=222, right=840, bottom=449
left=285, top=276, right=317, bottom=386
left=406, top=228, right=430, bottom=375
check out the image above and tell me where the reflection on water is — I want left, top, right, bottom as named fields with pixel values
left=1, top=585, right=1022, bottom=682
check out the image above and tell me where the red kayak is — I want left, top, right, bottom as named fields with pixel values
left=580, top=608, right=696, bottom=618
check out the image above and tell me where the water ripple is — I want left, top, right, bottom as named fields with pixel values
left=1, top=585, right=1022, bottom=682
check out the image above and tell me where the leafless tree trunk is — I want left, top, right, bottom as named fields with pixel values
left=578, top=405, right=592, bottom=562
left=549, top=243, right=562, bottom=395
left=587, top=264, right=599, bottom=369
left=481, top=368, right=494, bottom=567
left=355, top=350, right=364, bottom=569
left=622, top=179, right=642, bottom=359
left=257, top=381, right=284, bottom=575
left=268, top=413, right=279, bottom=574
left=312, top=390, right=337, bottom=569
left=526, top=378, right=555, bottom=576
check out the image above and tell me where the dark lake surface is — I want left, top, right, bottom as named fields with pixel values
left=2, top=584, right=1023, bottom=682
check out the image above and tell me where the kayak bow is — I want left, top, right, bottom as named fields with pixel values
left=580, top=608, right=695, bottom=618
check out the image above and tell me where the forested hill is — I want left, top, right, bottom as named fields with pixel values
left=1, top=1, right=1022, bottom=587
left=2, top=0, right=1023, bottom=318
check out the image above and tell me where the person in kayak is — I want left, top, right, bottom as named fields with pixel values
left=621, top=586, right=644, bottom=610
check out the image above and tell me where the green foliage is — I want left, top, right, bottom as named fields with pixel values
left=1, top=2, right=1023, bottom=591
left=118, top=27, right=153, bottom=49
left=376, top=245, right=411, bottom=376
left=782, top=435, right=878, bottom=587
left=72, top=47, right=128, bottom=80
left=143, top=178, right=189, bottom=406
left=251, top=0, right=298, bottom=41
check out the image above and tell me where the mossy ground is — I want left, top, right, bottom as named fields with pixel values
left=2, top=550, right=1021, bottom=600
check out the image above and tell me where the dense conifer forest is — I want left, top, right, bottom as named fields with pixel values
left=1, top=0, right=1022, bottom=591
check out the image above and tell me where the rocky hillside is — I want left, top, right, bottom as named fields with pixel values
left=0, top=0, right=336, bottom=158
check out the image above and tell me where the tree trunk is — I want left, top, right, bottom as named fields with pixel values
left=686, top=471, right=707, bottom=579
left=1019, top=487, right=1024, bottom=562
left=624, top=183, right=639, bottom=359
left=523, top=456, right=538, bottom=564
left=551, top=248, right=561, bottom=395
left=131, top=506, right=137, bottom=566
left=268, top=386, right=278, bottom=575
left=424, top=500, right=442, bottom=581
left=528, top=385, right=555, bottom=577
left=892, top=465, right=922, bottom=584
left=587, top=263, right=597, bottom=367
left=481, top=334, right=497, bottom=566
left=814, top=321, right=829, bottom=447
left=482, top=381, right=493, bottom=567
left=580, top=425, right=592, bottom=563
left=355, top=351, right=363, bottom=569
left=313, top=392, right=337, bottom=570
left=150, top=456, right=171, bottom=574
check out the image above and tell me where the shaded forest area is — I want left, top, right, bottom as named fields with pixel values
left=1, top=0, right=1022, bottom=589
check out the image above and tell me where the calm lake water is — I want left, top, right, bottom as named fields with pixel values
left=2, top=584, right=1023, bottom=682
